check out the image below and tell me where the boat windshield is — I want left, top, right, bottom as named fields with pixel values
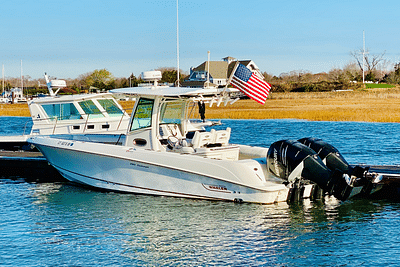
left=98, top=99, right=124, bottom=117
left=159, top=101, right=183, bottom=125
left=130, top=98, right=154, bottom=131
left=79, top=100, right=105, bottom=118
left=41, top=103, right=82, bottom=121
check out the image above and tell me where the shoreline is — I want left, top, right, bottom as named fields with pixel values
left=2, top=89, right=400, bottom=123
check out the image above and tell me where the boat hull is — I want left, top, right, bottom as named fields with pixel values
left=29, top=136, right=289, bottom=204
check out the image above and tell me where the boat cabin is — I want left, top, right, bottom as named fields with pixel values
left=124, top=89, right=239, bottom=161
left=28, top=93, right=130, bottom=135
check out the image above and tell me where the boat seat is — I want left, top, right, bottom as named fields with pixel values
left=159, top=124, right=183, bottom=139
left=213, top=127, right=231, bottom=145
left=191, top=129, right=215, bottom=149
left=159, top=124, right=194, bottom=153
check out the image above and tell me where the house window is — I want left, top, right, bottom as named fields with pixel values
left=188, top=71, right=213, bottom=82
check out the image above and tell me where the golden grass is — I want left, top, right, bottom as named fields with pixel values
left=119, top=101, right=135, bottom=115
left=206, top=88, right=400, bottom=122
left=2, top=88, right=400, bottom=122
left=0, top=103, right=31, bottom=117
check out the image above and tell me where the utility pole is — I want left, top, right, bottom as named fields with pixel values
left=362, top=31, right=368, bottom=84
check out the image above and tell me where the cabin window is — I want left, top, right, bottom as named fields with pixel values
left=42, top=103, right=82, bottom=120
left=159, top=101, right=183, bottom=125
left=98, top=99, right=124, bottom=117
left=79, top=100, right=104, bottom=118
left=130, top=98, right=154, bottom=131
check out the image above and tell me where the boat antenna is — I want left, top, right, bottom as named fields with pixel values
left=44, top=73, right=65, bottom=96
left=176, top=0, right=180, bottom=87
left=20, top=60, right=23, bottom=96
left=44, top=73, right=55, bottom=96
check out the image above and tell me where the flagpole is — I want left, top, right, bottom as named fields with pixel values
left=216, top=60, right=240, bottom=104
left=225, top=61, right=240, bottom=88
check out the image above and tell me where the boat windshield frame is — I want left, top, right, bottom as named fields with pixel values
left=130, top=97, right=155, bottom=131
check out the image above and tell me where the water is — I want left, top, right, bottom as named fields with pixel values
left=1, top=117, right=400, bottom=266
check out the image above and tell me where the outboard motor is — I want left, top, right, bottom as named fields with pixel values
left=298, top=137, right=369, bottom=185
left=267, top=140, right=353, bottom=201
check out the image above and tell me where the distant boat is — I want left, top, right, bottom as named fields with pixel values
left=0, top=73, right=131, bottom=151
left=3, top=87, right=27, bottom=103
left=0, top=93, right=10, bottom=103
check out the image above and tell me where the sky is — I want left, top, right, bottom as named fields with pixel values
left=2, top=0, right=400, bottom=80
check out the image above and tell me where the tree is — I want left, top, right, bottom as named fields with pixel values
left=81, top=69, right=114, bottom=90
left=382, top=62, right=400, bottom=84
left=127, top=73, right=139, bottom=87
left=156, top=67, right=186, bottom=85
left=350, top=49, right=387, bottom=81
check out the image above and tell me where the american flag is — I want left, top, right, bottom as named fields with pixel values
left=230, top=63, right=271, bottom=105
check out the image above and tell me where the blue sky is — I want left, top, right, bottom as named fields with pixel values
left=2, top=0, right=400, bottom=79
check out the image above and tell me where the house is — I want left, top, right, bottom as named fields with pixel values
left=182, top=57, right=264, bottom=88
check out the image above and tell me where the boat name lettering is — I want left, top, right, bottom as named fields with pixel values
left=130, top=163, right=149, bottom=169
left=57, top=141, right=74, bottom=147
left=203, top=184, right=231, bottom=193
left=209, top=185, right=227, bottom=191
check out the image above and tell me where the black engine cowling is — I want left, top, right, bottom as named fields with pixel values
left=298, top=137, right=369, bottom=182
left=267, top=139, right=353, bottom=201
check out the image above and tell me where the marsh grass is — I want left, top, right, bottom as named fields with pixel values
left=206, top=88, right=400, bottom=122
left=0, top=103, right=30, bottom=117
left=2, top=88, right=400, bottom=122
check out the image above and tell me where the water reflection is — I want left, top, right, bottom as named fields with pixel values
left=3, top=117, right=400, bottom=265
left=19, top=182, right=398, bottom=266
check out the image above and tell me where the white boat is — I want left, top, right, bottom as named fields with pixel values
left=0, top=73, right=130, bottom=151
left=27, top=81, right=383, bottom=204
left=5, top=87, right=27, bottom=103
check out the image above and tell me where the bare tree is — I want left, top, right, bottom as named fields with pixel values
left=350, top=49, right=387, bottom=80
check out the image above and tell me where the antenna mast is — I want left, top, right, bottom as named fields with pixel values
left=20, top=60, right=23, bottom=93
left=176, top=0, right=180, bottom=87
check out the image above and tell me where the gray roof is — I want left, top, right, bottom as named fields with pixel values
left=193, top=61, right=229, bottom=79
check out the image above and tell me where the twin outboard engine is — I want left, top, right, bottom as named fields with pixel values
left=267, top=138, right=369, bottom=201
